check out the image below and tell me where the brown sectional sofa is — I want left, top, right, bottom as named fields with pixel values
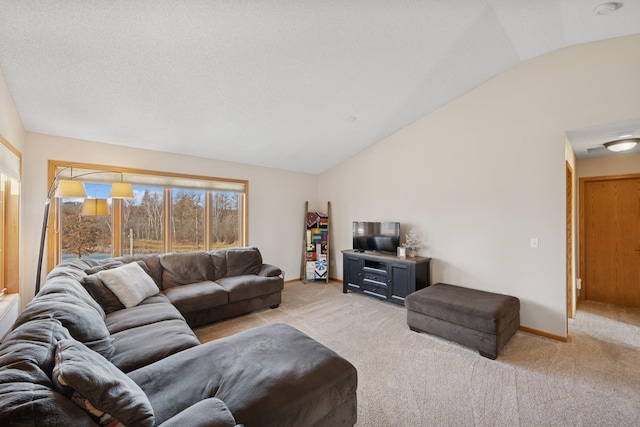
left=0, top=247, right=358, bottom=426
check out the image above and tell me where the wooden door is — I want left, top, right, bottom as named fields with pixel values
left=581, top=175, right=640, bottom=308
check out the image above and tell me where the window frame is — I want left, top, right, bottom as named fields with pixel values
left=0, top=135, right=21, bottom=295
left=47, top=160, right=248, bottom=269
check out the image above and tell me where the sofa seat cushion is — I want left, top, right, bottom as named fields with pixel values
left=128, top=324, right=357, bottom=427
left=405, top=283, right=520, bottom=334
left=110, top=319, right=200, bottom=373
left=216, top=275, right=283, bottom=303
left=163, top=281, right=229, bottom=314
left=105, top=302, right=188, bottom=335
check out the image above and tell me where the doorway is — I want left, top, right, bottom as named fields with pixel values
left=579, top=173, right=640, bottom=308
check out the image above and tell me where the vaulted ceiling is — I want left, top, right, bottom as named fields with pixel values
left=1, top=1, right=639, bottom=173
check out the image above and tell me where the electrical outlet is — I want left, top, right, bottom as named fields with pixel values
left=530, top=238, right=538, bottom=248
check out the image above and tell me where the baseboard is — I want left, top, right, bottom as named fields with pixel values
left=518, top=325, right=567, bottom=342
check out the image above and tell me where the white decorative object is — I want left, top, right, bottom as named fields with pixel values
left=402, top=229, right=423, bottom=257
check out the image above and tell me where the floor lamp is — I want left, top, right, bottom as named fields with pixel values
left=35, top=169, right=133, bottom=296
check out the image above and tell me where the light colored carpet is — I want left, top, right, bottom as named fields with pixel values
left=194, top=281, right=640, bottom=427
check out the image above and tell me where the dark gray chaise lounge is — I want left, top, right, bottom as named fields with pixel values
left=405, top=283, right=520, bottom=359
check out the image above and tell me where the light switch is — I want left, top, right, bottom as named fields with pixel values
left=530, top=238, right=539, bottom=248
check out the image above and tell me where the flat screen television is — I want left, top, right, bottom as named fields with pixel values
left=352, top=221, right=400, bottom=254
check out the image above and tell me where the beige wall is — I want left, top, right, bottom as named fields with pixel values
left=6, top=34, right=640, bottom=335
left=0, top=67, right=25, bottom=151
left=576, top=152, right=640, bottom=179
left=0, top=67, right=26, bottom=305
left=22, top=132, right=319, bottom=304
left=319, top=34, right=640, bottom=338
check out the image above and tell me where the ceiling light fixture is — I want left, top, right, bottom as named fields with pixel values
left=594, top=2, right=623, bottom=15
left=603, top=138, right=639, bottom=152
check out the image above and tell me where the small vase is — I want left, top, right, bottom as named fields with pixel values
left=407, top=249, right=416, bottom=258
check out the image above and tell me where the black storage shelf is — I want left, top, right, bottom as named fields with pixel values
left=342, top=249, right=431, bottom=305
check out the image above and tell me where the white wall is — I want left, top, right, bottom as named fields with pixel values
left=319, top=35, right=640, bottom=338
left=22, top=132, right=318, bottom=304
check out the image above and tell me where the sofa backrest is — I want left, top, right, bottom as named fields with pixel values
left=116, top=247, right=263, bottom=290
left=225, top=247, right=263, bottom=277
left=160, top=252, right=216, bottom=289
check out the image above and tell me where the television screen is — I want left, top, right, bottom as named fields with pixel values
left=352, top=222, right=400, bottom=253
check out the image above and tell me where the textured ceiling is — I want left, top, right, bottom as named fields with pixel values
left=1, top=1, right=639, bottom=173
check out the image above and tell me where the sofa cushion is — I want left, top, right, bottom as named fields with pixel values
left=84, top=260, right=124, bottom=275
left=161, top=252, right=215, bottom=289
left=99, top=262, right=160, bottom=308
left=163, top=281, right=229, bottom=314
left=217, top=275, right=283, bottom=303
left=46, top=258, right=93, bottom=282
left=209, top=250, right=228, bottom=280
left=105, top=301, right=189, bottom=335
left=226, top=247, right=261, bottom=277
left=40, top=275, right=106, bottom=319
left=0, top=382, right=96, bottom=427
left=116, top=254, right=164, bottom=288
left=0, top=317, right=71, bottom=386
left=52, top=339, right=155, bottom=427
left=0, top=318, right=96, bottom=426
left=13, top=293, right=114, bottom=360
left=109, top=319, right=200, bottom=373
left=83, top=273, right=126, bottom=314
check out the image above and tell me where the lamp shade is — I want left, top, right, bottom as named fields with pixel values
left=109, top=182, right=134, bottom=199
left=54, top=180, right=87, bottom=198
left=604, top=138, right=639, bottom=153
left=81, top=199, right=110, bottom=216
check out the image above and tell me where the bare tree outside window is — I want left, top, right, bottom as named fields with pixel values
left=122, top=187, right=164, bottom=255
left=60, top=200, right=112, bottom=261
left=210, top=191, right=239, bottom=249
left=172, top=189, right=205, bottom=252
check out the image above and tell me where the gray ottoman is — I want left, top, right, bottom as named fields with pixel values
left=405, top=283, right=520, bottom=359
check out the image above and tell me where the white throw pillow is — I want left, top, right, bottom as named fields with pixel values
left=98, top=262, right=159, bottom=308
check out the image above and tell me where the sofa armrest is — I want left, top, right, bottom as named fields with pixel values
left=158, top=398, right=238, bottom=427
left=259, top=264, right=282, bottom=278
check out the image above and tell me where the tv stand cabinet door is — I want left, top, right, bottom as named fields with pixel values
left=389, top=262, right=413, bottom=304
left=343, top=254, right=364, bottom=293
